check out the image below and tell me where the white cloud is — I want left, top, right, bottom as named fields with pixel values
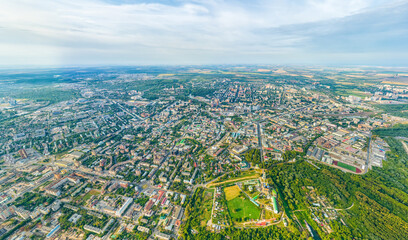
left=0, top=0, right=405, bottom=65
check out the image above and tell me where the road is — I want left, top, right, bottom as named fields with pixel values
left=305, top=159, right=320, bottom=169
left=205, top=173, right=260, bottom=188
left=100, top=94, right=144, bottom=121
left=295, top=202, right=354, bottom=212
left=332, top=202, right=354, bottom=211
left=257, top=121, right=264, bottom=164
left=208, top=186, right=217, bottom=228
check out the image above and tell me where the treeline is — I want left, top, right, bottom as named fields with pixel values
left=282, top=150, right=299, bottom=162
left=189, top=88, right=215, bottom=97
left=0, top=219, right=30, bottom=240
left=375, top=104, right=408, bottom=118
left=373, top=124, right=408, bottom=138
left=182, top=223, right=301, bottom=240
left=181, top=187, right=209, bottom=238
left=11, top=87, right=79, bottom=104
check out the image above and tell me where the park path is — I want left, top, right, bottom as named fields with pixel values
left=206, top=174, right=260, bottom=188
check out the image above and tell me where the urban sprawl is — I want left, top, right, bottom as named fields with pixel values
left=0, top=66, right=407, bottom=239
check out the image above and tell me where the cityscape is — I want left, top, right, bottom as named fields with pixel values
left=1, top=0, right=408, bottom=239
left=0, top=66, right=407, bottom=239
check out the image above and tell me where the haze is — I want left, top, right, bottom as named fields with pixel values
left=0, top=0, right=407, bottom=66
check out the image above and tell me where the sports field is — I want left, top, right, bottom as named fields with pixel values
left=224, top=185, right=241, bottom=201
left=334, top=161, right=357, bottom=172
left=227, top=195, right=261, bottom=222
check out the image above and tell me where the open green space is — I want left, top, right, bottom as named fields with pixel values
left=199, top=189, right=215, bottom=226
left=83, top=189, right=100, bottom=201
left=14, top=192, right=55, bottom=211
left=242, top=148, right=262, bottom=165
left=183, top=187, right=214, bottom=229
left=208, top=175, right=260, bottom=188
left=227, top=195, right=261, bottom=222
left=209, top=170, right=260, bottom=187
left=10, top=87, right=79, bottom=104
left=335, top=89, right=370, bottom=98
left=226, top=170, right=259, bottom=179
left=335, top=161, right=357, bottom=172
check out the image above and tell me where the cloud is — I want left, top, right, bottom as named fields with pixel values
left=0, top=0, right=406, bottom=66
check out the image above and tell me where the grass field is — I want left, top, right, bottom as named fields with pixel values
left=83, top=189, right=100, bottom=201
left=334, top=161, right=357, bottom=172
left=227, top=195, right=261, bottom=222
left=224, top=185, right=241, bottom=201
left=264, top=209, right=279, bottom=220
left=335, top=89, right=370, bottom=98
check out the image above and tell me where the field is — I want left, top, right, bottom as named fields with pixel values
left=83, top=189, right=100, bottom=201
left=381, top=80, right=408, bottom=86
left=224, top=185, right=241, bottom=201
left=227, top=195, right=261, bottom=222
left=333, top=161, right=357, bottom=172
left=335, top=89, right=370, bottom=98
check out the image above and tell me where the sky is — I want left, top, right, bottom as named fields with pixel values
left=0, top=0, right=407, bottom=66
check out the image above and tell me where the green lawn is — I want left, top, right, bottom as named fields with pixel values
left=335, top=88, right=370, bottom=98
left=83, top=189, right=100, bottom=202
left=336, top=161, right=357, bottom=172
left=227, top=195, right=261, bottom=222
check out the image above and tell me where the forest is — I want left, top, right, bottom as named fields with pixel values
left=373, top=124, right=408, bottom=138
left=375, top=104, right=408, bottom=118
left=242, top=149, right=262, bottom=165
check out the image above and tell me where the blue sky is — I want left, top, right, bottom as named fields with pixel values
left=0, top=0, right=407, bottom=66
